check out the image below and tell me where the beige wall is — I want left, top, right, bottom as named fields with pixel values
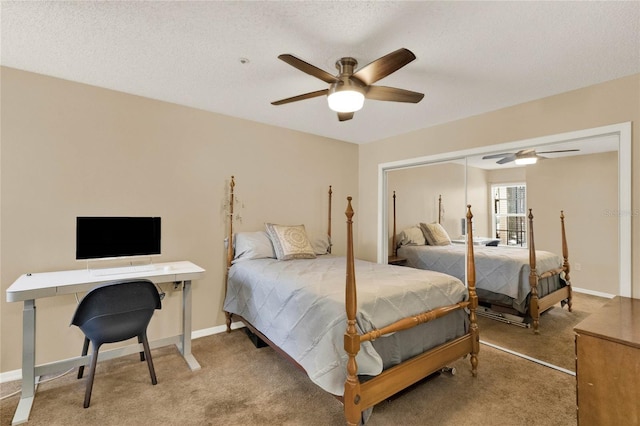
left=467, top=165, right=490, bottom=236
left=358, top=73, right=639, bottom=298
left=527, top=152, right=618, bottom=294
left=0, top=67, right=358, bottom=373
left=387, top=163, right=490, bottom=245
left=387, top=163, right=466, bottom=239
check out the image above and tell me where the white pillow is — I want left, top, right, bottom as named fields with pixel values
left=265, top=223, right=316, bottom=261
left=398, top=226, right=426, bottom=246
left=420, top=222, right=451, bottom=246
left=308, top=233, right=331, bottom=255
left=232, top=231, right=275, bottom=263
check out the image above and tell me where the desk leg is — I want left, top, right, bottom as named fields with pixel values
left=180, top=280, right=200, bottom=371
left=12, top=300, right=36, bottom=425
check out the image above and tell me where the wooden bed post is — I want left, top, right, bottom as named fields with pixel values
left=466, top=205, right=479, bottom=376
left=560, top=211, right=573, bottom=312
left=328, top=185, right=333, bottom=254
left=438, top=194, right=442, bottom=224
left=224, top=176, right=236, bottom=333
left=226, top=176, right=236, bottom=269
left=527, top=209, right=540, bottom=334
left=392, top=191, right=397, bottom=256
left=343, top=197, right=362, bottom=426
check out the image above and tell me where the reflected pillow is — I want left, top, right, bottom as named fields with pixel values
left=420, top=222, right=451, bottom=246
left=233, top=231, right=276, bottom=263
left=308, top=233, right=332, bottom=255
left=265, top=223, right=317, bottom=260
left=398, top=226, right=426, bottom=246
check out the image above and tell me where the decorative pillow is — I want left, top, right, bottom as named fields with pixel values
left=308, top=233, right=332, bottom=255
left=232, top=231, right=276, bottom=263
left=420, top=222, right=451, bottom=246
left=265, top=223, right=317, bottom=260
left=398, top=226, right=426, bottom=246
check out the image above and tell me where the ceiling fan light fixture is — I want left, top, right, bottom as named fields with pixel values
left=515, top=156, right=538, bottom=165
left=272, top=49, right=422, bottom=121
left=327, top=81, right=365, bottom=113
left=327, top=90, right=365, bottom=112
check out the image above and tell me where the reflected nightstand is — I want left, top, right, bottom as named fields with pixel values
left=388, top=255, right=407, bottom=266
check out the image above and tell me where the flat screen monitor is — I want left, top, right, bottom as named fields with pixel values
left=76, top=217, right=161, bottom=260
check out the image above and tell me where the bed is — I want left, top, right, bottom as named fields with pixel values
left=394, top=193, right=572, bottom=334
left=222, top=177, right=479, bottom=425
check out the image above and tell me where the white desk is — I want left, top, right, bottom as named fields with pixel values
left=6, top=260, right=205, bottom=425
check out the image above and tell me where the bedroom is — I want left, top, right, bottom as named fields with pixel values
left=2, top=2, right=639, bottom=425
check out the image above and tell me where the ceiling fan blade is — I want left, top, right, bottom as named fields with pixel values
left=277, top=54, right=338, bottom=84
left=338, top=112, right=354, bottom=122
left=271, top=89, right=328, bottom=106
left=497, top=155, right=517, bottom=164
left=482, top=152, right=514, bottom=160
left=365, top=86, right=424, bottom=103
left=352, top=48, right=417, bottom=86
left=538, top=149, right=580, bottom=154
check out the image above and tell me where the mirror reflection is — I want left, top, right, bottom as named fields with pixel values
left=385, top=135, right=620, bottom=372
left=387, top=160, right=466, bottom=261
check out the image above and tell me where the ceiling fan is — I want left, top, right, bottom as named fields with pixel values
left=271, top=48, right=424, bottom=122
left=482, top=148, right=580, bottom=165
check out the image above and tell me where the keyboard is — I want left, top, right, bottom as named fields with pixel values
left=90, top=264, right=157, bottom=276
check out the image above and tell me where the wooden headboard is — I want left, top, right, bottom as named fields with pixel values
left=225, top=178, right=335, bottom=267
left=391, top=192, right=442, bottom=254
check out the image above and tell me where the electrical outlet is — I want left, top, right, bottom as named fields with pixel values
left=574, top=262, right=582, bottom=271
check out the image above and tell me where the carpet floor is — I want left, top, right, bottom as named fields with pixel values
left=477, top=291, right=609, bottom=372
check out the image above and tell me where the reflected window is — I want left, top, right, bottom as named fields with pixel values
left=492, top=183, right=527, bottom=246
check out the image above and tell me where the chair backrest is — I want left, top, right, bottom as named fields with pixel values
left=71, top=279, right=162, bottom=344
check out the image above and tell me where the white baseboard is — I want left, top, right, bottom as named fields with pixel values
left=0, top=368, right=22, bottom=384
left=0, top=321, right=246, bottom=385
left=571, top=286, right=616, bottom=299
left=191, top=320, right=245, bottom=339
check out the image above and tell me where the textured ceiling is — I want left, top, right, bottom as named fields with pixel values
left=2, top=1, right=639, bottom=144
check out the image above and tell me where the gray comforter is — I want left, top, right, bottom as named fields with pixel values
left=397, top=244, right=562, bottom=309
left=223, top=255, right=468, bottom=396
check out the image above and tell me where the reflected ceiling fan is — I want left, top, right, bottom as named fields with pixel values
left=483, top=148, right=580, bottom=165
left=271, top=48, right=424, bottom=122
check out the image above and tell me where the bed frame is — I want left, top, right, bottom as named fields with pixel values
left=527, top=208, right=573, bottom=332
left=224, top=178, right=479, bottom=425
left=394, top=193, right=572, bottom=334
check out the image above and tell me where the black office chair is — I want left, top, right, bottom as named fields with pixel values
left=71, top=279, right=162, bottom=408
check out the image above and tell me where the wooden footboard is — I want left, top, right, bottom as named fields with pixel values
left=344, top=198, right=479, bottom=426
left=528, top=209, right=572, bottom=333
left=404, top=193, right=572, bottom=334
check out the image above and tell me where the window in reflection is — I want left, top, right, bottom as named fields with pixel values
left=492, top=183, right=527, bottom=246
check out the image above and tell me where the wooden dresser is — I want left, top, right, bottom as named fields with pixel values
left=574, top=296, right=640, bottom=425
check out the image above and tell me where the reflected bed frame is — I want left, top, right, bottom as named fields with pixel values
left=394, top=193, right=572, bottom=334
left=224, top=177, right=480, bottom=425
